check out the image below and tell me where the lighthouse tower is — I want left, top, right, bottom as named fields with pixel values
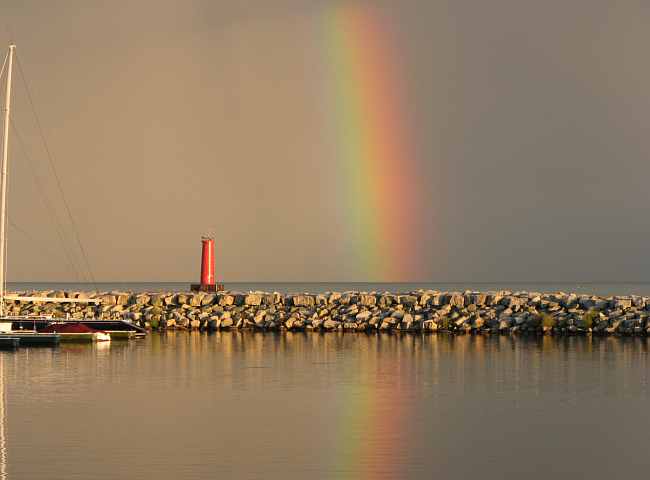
left=190, top=236, right=224, bottom=292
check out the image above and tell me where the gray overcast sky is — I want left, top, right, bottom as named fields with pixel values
left=2, top=0, right=650, bottom=282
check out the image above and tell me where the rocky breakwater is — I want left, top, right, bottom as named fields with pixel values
left=5, top=290, right=650, bottom=336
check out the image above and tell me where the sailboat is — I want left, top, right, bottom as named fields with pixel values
left=0, top=44, right=136, bottom=344
left=0, top=45, right=58, bottom=346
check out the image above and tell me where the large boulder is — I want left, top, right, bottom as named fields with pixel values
left=134, top=293, right=151, bottom=305
left=356, top=311, right=372, bottom=322
left=359, top=294, right=377, bottom=306
left=323, top=319, right=339, bottom=330
left=423, top=320, right=437, bottom=331
left=218, top=294, right=234, bottom=306
left=245, top=294, right=262, bottom=306
left=254, top=312, right=267, bottom=327
left=100, top=294, right=116, bottom=306
left=150, top=294, right=164, bottom=307
left=220, top=317, right=234, bottom=328
left=190, top=294, right=204, bottom=307
left=613, top=297, right=632, bottom=310
left=201, top=294, right=216, bottom=306
left=578, top=296, right=595, bottom=310
left=114, top=292, right=131, bottom=305
left=292, top=295, right=315, bottom=307
left=466, top=293, right=487, bottom=306
left=399, top=295, right=418, bottom=307
left=176, top=294, right=189, bottom=305
left=327, top=293, right=342, bottom=304
left=378, top=295, right=395, bottom=308
left=448, top=294, right=465, bottom=308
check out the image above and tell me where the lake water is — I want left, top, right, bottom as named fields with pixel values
left=7, top=281, right=650, bottom=296
left=1, top=332, right=649, bottom=479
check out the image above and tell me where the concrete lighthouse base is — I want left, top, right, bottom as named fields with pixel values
left=190, top=283, right=225, bottom=293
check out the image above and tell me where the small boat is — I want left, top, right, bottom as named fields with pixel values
left=40, top=323, right=111, bottom=343
left=7, top=318, right=146, bottom=336
left=0, top=318, right=61, bottom=346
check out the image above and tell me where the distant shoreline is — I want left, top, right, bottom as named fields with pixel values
left=4, top=290, right=649, bottom=336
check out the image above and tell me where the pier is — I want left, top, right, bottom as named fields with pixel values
left=3, top=289, right=650, bottom=336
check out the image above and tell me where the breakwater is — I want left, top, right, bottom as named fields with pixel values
left=5, top=289, right=650, bottom=336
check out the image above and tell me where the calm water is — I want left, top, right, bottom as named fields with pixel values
left=8, top=281, right=650, bottom=296
left=1, top=332, right=649, bottom=479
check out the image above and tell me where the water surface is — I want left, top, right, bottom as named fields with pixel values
left=8, top=281, right=650, bottom=296
left=1, top=332, right=649, bottom=479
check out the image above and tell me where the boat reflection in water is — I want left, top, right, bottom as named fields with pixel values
left=1, top=353, right=7, bottom=480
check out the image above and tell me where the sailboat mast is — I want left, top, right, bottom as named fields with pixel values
left=0, top=45, right=15, bottom=317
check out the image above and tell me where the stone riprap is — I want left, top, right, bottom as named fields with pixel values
left=5, top=290, right=650, bottom=335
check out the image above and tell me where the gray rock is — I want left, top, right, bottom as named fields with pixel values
left=150, top=294, right=164, bottom=307
left=423, top=320, right=437, bottom=331
left=100, top=295, right=117, bottom=306
left=328, top=293, right=342, bottom=304
left=218, top=295, right=234, bottom=306
left=356, top=311, right=371, bottom=322
left=189, top=294, right=203, bottom=307
left=399, top=295, right=418, bottom=307
left=221, top=317, right=234, bottom=328
left=613, top=297, right=632, bottom=310
left=245, top=294, right=262, bottom=306
left=323, top=319, right=339, bottom=330
left=292, top=295, right=315, bottom=307
left=378, top=295, right=395, bottom=307
left=359, top=294, right=377, bottom=306
left=201, top=294, right=216, bottom=306
left=446, top=294, right=464, bottom=308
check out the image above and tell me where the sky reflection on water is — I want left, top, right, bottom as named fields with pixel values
left=1, top=333, right=649, bottom=479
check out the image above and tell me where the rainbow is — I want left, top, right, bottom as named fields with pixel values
left=321, top=4, right=423, bottom=281
left=329, top=336, right=411, bottom=478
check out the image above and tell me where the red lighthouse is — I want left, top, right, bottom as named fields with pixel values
left=200, top=236, right=215, bottom=286
left=191, top=236, right=224, bottom=292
